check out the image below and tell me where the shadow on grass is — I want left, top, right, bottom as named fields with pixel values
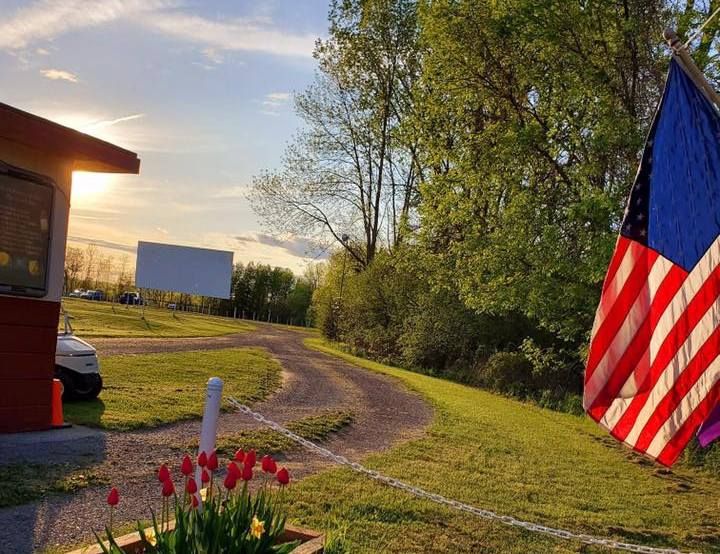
left=63, top=398, right=107, bottom=428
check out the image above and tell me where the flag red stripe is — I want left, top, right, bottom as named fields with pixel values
left=611, top=261, right=720, bottom=441
left=633, top=325, right=720, bottom=452
left=656, top=380, right=720, bottom=466
left=587, top=264, right=686, bottom=422
left=602, top=237, right=632, bottom=294
left=585, top=248, right=658, bottom=379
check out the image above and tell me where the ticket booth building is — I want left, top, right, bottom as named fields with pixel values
left=0, top=103, right=140, bottom=432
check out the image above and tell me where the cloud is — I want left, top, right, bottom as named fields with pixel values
left=0, top=0, right=175, bottom=50
left=261, top=91, right=292, bottom=116
left=67, top=235, right=137, bottom=254
left=1, top=1, right=317, bottom=59
left=41, top=68, right=78, bottom=82
left=234, top=233, right=326, bottom=260
left=141, top=13, right=316, bottom=59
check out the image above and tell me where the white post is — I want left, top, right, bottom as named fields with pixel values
left=195, top=377, right=223, bottom=506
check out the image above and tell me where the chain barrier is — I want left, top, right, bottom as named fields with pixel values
left=227, top=397, right=699, bottom=554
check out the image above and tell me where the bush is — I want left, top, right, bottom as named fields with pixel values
left=478, top=352, right=533, bottom=397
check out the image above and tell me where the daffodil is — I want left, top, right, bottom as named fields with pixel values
left=145, top=528, right=157, bottom=546
left=250, top=515, right=265, bottom=539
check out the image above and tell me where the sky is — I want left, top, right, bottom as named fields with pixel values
left=0, top=0, right=331, bottom=273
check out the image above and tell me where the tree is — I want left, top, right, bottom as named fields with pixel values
left=64, top=246, right=85, bottom=292
left=414, top=0, right=672, bottom=350
left=251, top=0, right=422, bottom=267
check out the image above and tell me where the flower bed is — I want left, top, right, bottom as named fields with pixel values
left=73, top=449, right=323, bottom=553
left=67, top=524, right=324, bottom=554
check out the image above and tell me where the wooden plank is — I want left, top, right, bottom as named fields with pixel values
left=0, top=404, right=51, bottom=432
left=0, top=352, right=54, bottom=379
left=0, top=324, right=57, bottom=353
left=0, top=102, right=140, bottom=174
left=0, top=378, right=52, bottom=407
left=0, top=296, right=59, bottom=326
left=65, top=524, right=324, bottom=554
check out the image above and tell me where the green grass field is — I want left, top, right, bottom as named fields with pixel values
left=292, top=338, right=720, bottom=553
left=64, top=348, right=282, bottom=431
left=60, top=298, right=254, bottom=338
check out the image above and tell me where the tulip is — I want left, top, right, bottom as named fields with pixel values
left=207, top=451, right=218, bottom=471
left=191, top=494, right=199, bottom=508
left=106, top=487, right=119, bottom=530
left=261, top=455, right=277, bottom=474
left=227, top=462, right=240, bottom=477
left=241, top=463, right=253, bottom=481
left=158, top=464, right=170, bottom=483
left=276, top=467, right=290, bottom=486
left=224, top=471, right=237, bottom=490
left=201, top=469, right=210, bottom=484
left=181, top=455, right=193, bottom=476
left=234, top=448, right=245, bottom=463
left=244, top=449, right=256, bottom=468
left=107, top=487, right=119, bottom=506
left=198, top=451, right=208, bottom=467
left=186, top=477, right=198, bottom=495
left=162, top=479, right=175, bottom=497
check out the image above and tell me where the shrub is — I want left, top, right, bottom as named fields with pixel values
left=478, top=351, right=533, bottom=397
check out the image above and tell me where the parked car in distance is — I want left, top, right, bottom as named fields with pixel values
left=167, top=303, right=177, bottom=310
left=67, top=288, right=85, bottom=297
left=80, top=290, right=105, bottom=301
left=118, top=291, right=143, bottom=305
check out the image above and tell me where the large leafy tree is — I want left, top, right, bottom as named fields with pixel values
left=414, top=0, right=676, bottom=350
left=251, top=0, right=422, bottom=268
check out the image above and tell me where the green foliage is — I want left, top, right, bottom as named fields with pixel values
left=64, top=348, right=282, bottom=430
left=97, top=483, right=298, bottom=554
left=231, top=262, right=314, bottom=325
left=477, top=351, right=533, bottom=397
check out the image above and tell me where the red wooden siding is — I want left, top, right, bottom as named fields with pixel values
left=0, top=296, right=59, bottom=432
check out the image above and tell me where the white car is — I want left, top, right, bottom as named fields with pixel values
left=56, top=311, right=103, bottom=401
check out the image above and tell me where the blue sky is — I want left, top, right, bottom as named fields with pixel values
left=0, top=0, right=330, bottom=272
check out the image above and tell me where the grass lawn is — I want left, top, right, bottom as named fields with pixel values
left=206, top=411, right=355, bottom=457
left=293, top=338, right=720, bottom=553
left=60, top=298, right=254, bottom=338
left=0, top=464, right=107, bottom=508
left=64, top=348, right=282, bottom=431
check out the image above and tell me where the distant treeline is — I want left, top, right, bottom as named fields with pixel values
left=63, top=244, right=316, bottom=324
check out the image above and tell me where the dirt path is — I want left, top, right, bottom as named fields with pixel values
left=0, top=325, right=431, bottom=553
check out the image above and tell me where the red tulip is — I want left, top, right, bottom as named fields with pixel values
left=181, top=455, right=193, bottom=476
left=107, top=487, right=119, bottom=506
left=186, top=477, right=198, bottom=495
left=234, top=449, right=245, bottom=463
left=198, top=451, right=207, bottom=467
left=207, top=451, right=218, bottom=471
left=276, top=468, right=290, bottom=486
left=158, top=464, right=170, bottom=483
left=227, top=462, right=240, bottom=477
left=201, top=469, right=210, bottom=484
left=261, top=455, right=277, bottom=474
left=241, top=463, right=253, bottom=481
left=162, top=479, right=175, bottom=497
left=223, top=471, right=237, bottom=490
left=191, top=495, right=199, bottom=508
left=244, top=450, right=256, bottom=468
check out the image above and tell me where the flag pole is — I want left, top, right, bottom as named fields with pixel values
left=664, top=28, right=720, bottom=109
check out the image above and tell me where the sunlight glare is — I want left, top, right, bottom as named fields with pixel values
left=71, top=171, right=113, bottom=203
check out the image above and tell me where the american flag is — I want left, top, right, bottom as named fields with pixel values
left=584, top=58, right=720, bottom=466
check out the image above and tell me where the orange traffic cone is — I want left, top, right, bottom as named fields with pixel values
left=51, top=378, right=64, bottom=427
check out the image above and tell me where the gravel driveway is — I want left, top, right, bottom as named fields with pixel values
left=0, top=324, right=431, bottom=553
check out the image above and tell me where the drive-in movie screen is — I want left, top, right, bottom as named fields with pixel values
left=0, top=171, right=52, bottom=296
